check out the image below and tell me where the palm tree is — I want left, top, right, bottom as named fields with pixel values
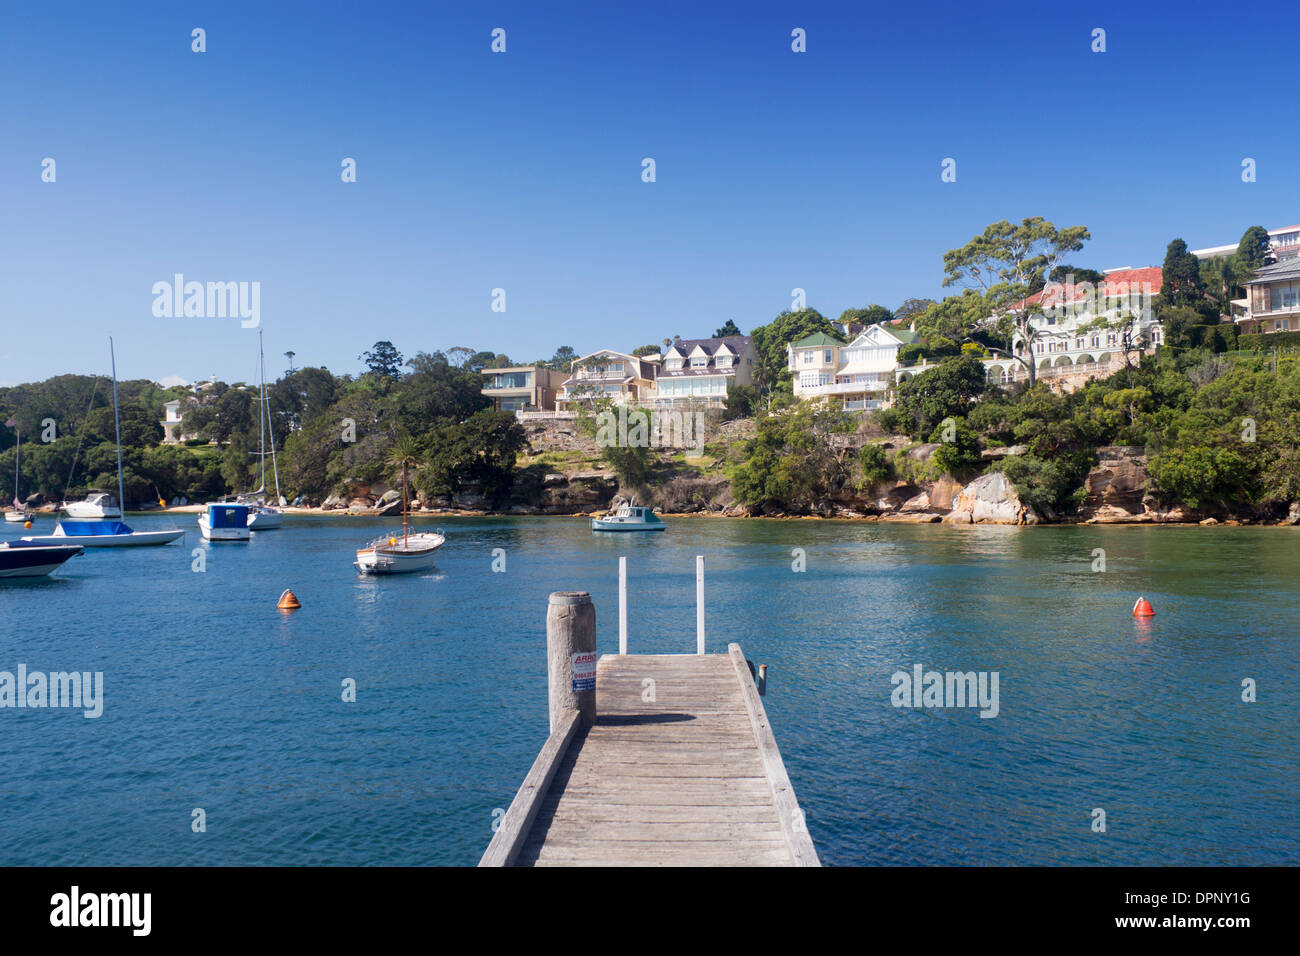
left=385, top=435, right=423, bottom=546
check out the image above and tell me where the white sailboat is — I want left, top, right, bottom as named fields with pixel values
left=354, top=454, right=443, bottom=575
left=62, top=490, right=122, bottom=519
left=243, top=330, right=284, bottom=530
left=23, top=338, right=184, bottom=548
left=4, top=422, right=34, bottom=523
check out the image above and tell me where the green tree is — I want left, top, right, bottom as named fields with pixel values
left=941, top=217, right=1090, bottom=386
left=713, top=319, right=742, bottom=337
left=893, top=298, right=936, bottom=326
left=631, top=344, right=662, bottom=357
left=1236, top=225, right=1272, bottom=271
left=359, top=341, right=404, bottom=380
left=887, top=355, right=989, bottom=437
left=1159, top=239, right=1204, bottom=308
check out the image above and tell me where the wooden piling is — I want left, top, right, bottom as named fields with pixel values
left=546, top=590, right=596, bottom=733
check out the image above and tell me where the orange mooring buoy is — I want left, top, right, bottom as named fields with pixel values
left=1133, top=596, right=1155, bottom=617
left=277, top=589, right=302, bottom=611
left=23, top=521, right=32, bottom=529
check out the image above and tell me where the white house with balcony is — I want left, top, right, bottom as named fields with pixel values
left=556, top=349, right=659, bottom=409
left=982, top=266, right=1165, bottom=384
left=654, top=335, right=754, bottom=407
left=788, top=324, right=918, bottom=410
left=1238, top=258, right=1300, bottom=334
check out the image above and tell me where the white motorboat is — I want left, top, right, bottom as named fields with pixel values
left=355, top=529, right=445, bottom=574
left=199, top=502, right=251, bottom=541
left=22, top=520, right=184, bottom=548
left=591, top=499, right=666, bottom=532
left=62, top=491, right=122, bottom=519
left=0, top=541, right=83, bottom=578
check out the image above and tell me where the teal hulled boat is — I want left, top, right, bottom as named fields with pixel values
left=591, top=500, right=666, bottom=532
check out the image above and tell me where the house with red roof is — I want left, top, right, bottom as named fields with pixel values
left=984, top=266, right=1165, bottom=384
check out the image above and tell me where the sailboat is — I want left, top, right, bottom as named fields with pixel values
left=354, top=454, right=443, bottom=575
left=241, top=330, right=284, bottom=530
left=4, top=422, right=34, bottom=523
left=22, top=338, right=185, bottom=548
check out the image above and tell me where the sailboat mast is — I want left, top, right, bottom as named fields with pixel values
left=109, top=337, right=126, bottom=513
left=402, top=461, right=409, bottom=546
left=258, top=330, right=267, bottom=496
left=13, top=429, right=19, bottom=509
left=261, top=337, right=282, bottom=505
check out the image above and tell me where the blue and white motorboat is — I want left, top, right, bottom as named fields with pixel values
left=22, top=520, right=183, bottom=548
left=0, top=540, right=83, bottom=578
left=199, top=503, right=251, bottom=541
left=590, top=500, right=666, bottom=532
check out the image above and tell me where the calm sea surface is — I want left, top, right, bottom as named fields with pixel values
left=1, top=514, right=1296, bottom=866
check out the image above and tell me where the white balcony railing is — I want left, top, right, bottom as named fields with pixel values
left=796, top=381, right=888, bottom=397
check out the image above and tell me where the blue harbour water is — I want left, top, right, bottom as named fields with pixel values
left=1, top=514, right=1296, bottom=866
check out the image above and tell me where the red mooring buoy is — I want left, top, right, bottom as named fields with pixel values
left=277, top=589, right=302, bottom=611
left=1133, top=596, right=1155, bottom=617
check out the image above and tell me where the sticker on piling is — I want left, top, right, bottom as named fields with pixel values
left=571, top=651, right=597, bottom=692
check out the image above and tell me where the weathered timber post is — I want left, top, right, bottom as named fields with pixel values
left=547, top=591, right=597, bottom=733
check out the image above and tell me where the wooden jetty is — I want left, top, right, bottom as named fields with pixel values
left=481, top=577, right=819, bottom=867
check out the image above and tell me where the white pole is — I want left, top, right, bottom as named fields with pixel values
left=618, top=556, right=628, bottom=655
left=696, top=554, right=705, bottom=655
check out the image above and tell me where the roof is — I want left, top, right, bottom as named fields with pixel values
left=663, top=335, right=751, bottom=358
left=1247, top=259, right=1300, bottom=283
left=1009, top=266, right=1162, bottom=312
left=790, top=332, right=843, bottom=349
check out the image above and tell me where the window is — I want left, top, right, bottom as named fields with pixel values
left=667, top=359, right=682, bottom=370
left=803, top=352, right=814, bottom=364
left=824, top=349, right=833, bottom=363
left=716, top=355, right=732, bottom=367
left=691, top=356, right=707, bottom=367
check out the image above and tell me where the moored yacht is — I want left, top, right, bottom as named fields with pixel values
left=62, top=491, right=122, bottom=519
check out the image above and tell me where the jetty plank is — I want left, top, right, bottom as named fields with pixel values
left=484, top=647, right=819, bottom=867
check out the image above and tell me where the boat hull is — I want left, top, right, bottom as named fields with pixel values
left=199, top=515, right=249, bottom=541
left=4, top=512, right=30, bottom=523
left=247, top=510, right=283, bottom=530
left=355, top=533, right=444, bottom=574
left=0, top=543, right=83, bottom=578
left=21, top=528, right=185, bottom=548
left=590, top=519, right=667, bottom=531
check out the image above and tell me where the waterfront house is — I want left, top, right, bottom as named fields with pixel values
left=480, top=365, right=563, bottom=413
left=1238, top=258, right=1300, bottom=334
left=556, top=349, right=659, bottom=409
left=654, top=335, right=755, bottom=407
left=160, top=400, right=185, bottom=444
left=788, top=324, right=916, bottom=410
left=982, top=266, right=1165, bottom=384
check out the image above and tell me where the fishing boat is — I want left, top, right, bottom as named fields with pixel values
left=591, top=499, right=666, bottom=532
left=243, top=330, right=284, bottom=530
left=354, top=447, right=443, bottom=574
left=24, top=338, right=184, bottom=548
left=0, top=540, right=83, bottom=578
left=198, top=502, right=251, bottom=541
left=4, top=422, right=34, bottom=523
left=62, top=490, right=122, bottom=519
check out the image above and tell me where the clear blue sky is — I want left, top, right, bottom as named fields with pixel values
left=2, top=0, right=1296, bottom=387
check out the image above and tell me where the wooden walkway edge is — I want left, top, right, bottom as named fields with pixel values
left=481, top=641, right=819, bottom=867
